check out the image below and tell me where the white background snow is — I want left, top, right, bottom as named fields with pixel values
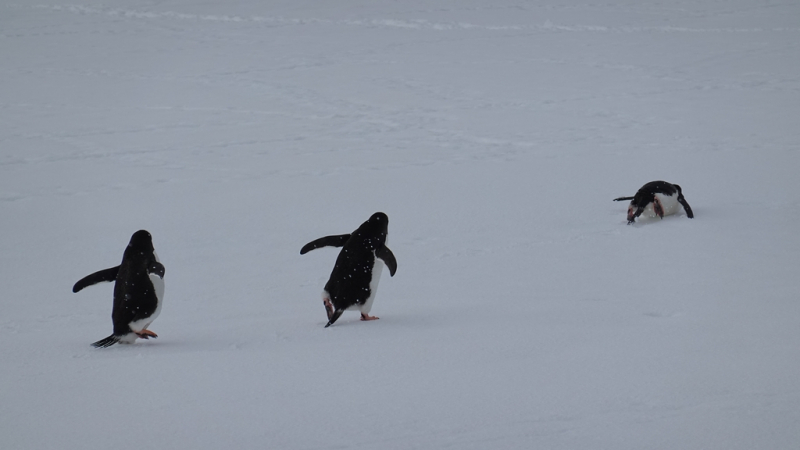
left=2, top=1, right=799, bottom=448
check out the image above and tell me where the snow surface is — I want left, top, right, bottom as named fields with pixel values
left=2, top=1, right=800, bottom=448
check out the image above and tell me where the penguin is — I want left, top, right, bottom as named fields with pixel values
left=300, top=212, right=397, bottom=327
left=614, top=181, right=694, bottom=224
left=72, top=230, right=165, bottom=348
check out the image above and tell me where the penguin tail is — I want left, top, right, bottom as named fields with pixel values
left=613, top=196, right=634, bottom=202
left=325, top=310, right=344, bottom=328
left=91, top=335, right=121, bottom=348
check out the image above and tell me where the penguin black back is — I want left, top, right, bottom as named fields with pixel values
left=73, top=230, right=165, bottom=348
left=301, top=212, right=397, bottom=327
left=111, top=231, right=161, bottom=333
left=324, top=212, right=394, bottom=301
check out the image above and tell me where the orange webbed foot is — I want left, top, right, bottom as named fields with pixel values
left=136, top=329, right=158, bottom=339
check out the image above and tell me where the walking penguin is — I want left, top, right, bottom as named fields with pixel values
left=72, top=230, right=165, bottom=347
left=301, top=212, right=397, bottom=327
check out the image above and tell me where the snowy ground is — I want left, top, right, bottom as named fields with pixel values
left=2, top=1, right=800, bottom=448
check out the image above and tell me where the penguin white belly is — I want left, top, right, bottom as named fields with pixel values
left=128, top=273, right=165, bottom=333
left=644, top=193, right=681, bottom=218
left=353, top=257, right=384, bottom=314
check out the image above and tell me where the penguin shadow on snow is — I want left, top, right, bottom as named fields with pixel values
left=311, top=306, right=448, bottom=331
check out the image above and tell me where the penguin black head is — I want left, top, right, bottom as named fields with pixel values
left=626, top=203, right=641, bottom=223
left=369, top=212, right=388, bottom=224
left=365, top=212, right=389, bottom=235
left=128, top=230, right=154, bottom=252
left=352, top=212, right=389, bottom=249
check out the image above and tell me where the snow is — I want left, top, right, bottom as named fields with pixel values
left=2, top=0, right=799, bottom=448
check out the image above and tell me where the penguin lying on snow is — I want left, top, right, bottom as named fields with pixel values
left=73, top=230, right=165, bottom=348
left=614, top=181, right=694, bottom=224
left=301, top=212, right=397, bottom=327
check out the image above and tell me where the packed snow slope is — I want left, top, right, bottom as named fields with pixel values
left=2, top=1, right=799, bottom=449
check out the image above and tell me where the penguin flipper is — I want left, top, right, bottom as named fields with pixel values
left=300, top=234, right=351, bottom=254
left=148, top=261, right=165, bottom=278
left=91, top=335, right=121, bottom=348
left=653, top=196, right=665, bottom=219
left=613, top=196, right=634, bottom=202
left=678, top=197, right=694, bottom=218
left=375, top=246, right=397, bottom=276
left=73, top=266, right=120, bottom=293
